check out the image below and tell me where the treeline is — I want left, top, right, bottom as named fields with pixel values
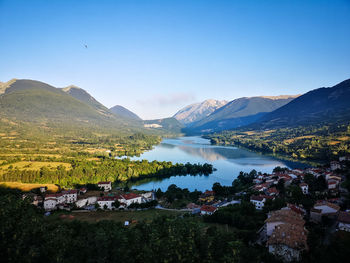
left=0, top=188, right=272, bottom=263
left=207, top=123, right=350, bottom=161
left=0, top=158, right=213, bottom=187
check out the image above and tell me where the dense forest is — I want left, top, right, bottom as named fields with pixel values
left=207, top=124, right=350, bottom=161
left=0, top=187, right=275, bottom=263
left=0, top=156, right=213, bottom=187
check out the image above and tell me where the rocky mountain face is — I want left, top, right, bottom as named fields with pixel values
left=173, top=99, right=227, bottom=124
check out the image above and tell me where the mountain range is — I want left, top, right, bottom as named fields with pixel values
left=1, top=78, right=349, bottom=138
left=181, top=95, right=298, bottom=134
left=0, top=79, right=181, bottom=136
left=249, top=78, right=350, bottom=129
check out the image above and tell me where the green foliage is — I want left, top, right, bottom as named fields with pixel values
left=207, top=123, right=350, bottom=161
left=0, top=158, right=213, bottom=188
left=0, top=190, right=251, bottom=263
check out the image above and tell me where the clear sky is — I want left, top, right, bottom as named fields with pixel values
left=0, top=0, right=349, bottom=119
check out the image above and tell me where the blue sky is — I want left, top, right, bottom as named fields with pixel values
left=0, top=0, right=349, bottom=119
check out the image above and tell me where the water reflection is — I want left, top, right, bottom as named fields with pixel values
left=128, top=136, right=308, bottom=191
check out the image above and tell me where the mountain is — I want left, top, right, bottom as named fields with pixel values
left=173, top=99, right=227, bottom=124
left=184, top=95, right=298, bottom=134
left=62, top=85, right=112, bottom=118
left=250, top=78, right=350, bottom=129
left=0, top=79, right=140, bottom=132
left=110, top=105, right=142, bottom=121
left=143, top=117, right=184, bottom=134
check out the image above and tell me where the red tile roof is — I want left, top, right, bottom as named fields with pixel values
left=121, top=193, right=140, bottom=200
left=98, top=181, right=111, bottom=185
left=200, top=205, right=217, bottom=213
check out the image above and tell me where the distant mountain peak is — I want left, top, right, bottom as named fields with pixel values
left=109, top=105, right=142, bottom=121
left=173, top=99, right=228, bottom=124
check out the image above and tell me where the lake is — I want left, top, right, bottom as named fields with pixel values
left=128, top=136, right=308, bottom=191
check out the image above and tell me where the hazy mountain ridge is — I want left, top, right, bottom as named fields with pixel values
left=110, top=105, right=142, bottom=121
left=143, top=117, right=184, bottom=134
left=183, top=95, right=298, bottom=134
left=173, top=99, right=227, bottom=124
left=250, top=78, right=350, bottom=129
left=0, top=79, right=143, bottom=134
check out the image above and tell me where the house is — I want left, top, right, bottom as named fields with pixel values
left=299, top=183, right=308, bottom=194
left=250, top=195, right=266, bottom=210
left=283, top=204, right=306, bottom=216
left=97, top=196, right=118, bottom=209
left=75, top=196, right=97, bottom=208
left=98, top=181, right=112, bottom=192
left=62, top=190, right=78, bottom=203
left=187, top=203, right=200, bottom=210
left=200, top=205, right=217, bottom=215
left=44, top=198, right=57, bottom=211
left=337, top=211, right=350, bottom=232
left=265, top=209, right=305, bottom=237
left=310, top=201, right=340, bottom=222
left=330, top=161, right=341, bottom=171
left=141, top=191, right=155, bottom=202
left=118, top=193, right=142, bottom=207
left=199, top=190, right=215, bottom=203
left=22, top=193, right=42, bottom=206
left=266, top=187, right=279, bottom=196
left=267, top=223, right=308, bottom=262
left=45, top=193, right=65, bottom=204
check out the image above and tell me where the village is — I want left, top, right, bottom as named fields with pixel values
left=22, top=156, right=350, bottom=262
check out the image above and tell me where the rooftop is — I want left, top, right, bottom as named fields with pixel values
left=265, top=209, right=305, bottom=227
left=267, top=223, right=308, bottom=250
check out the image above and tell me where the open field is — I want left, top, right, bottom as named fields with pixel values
left=54, top=209, right=185, bottom=223
left=0, top=181, right=59, bottom=192
left=0, top=161, right=71, bottom=171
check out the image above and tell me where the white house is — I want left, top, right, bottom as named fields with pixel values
left=44, top=198, right=57, bottom=211
left=45, top=193, right=65, bottom=204
left=141, top=191, right=155, bottom=202
left=337, top=211, right=350, bottom=232
left=98, top=181, right=112, bottom=192
left=200, top=205, right=217, bottom=215
left=299, top=183, right=308, bottom=194
left=97, top=196, right=118, bottom=210
left=75, top=196, right=97, bottom=208
left=62, top=190, right=78, bottom=203
left=250, top=195, right=266, bottom=210
left=118, top=193, right=142, bottom=207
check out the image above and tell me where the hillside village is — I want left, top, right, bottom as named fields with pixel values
left=21, top=156, right=350, bottom=262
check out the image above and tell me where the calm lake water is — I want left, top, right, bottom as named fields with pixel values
left=128, top=136, right=307, bottom=191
